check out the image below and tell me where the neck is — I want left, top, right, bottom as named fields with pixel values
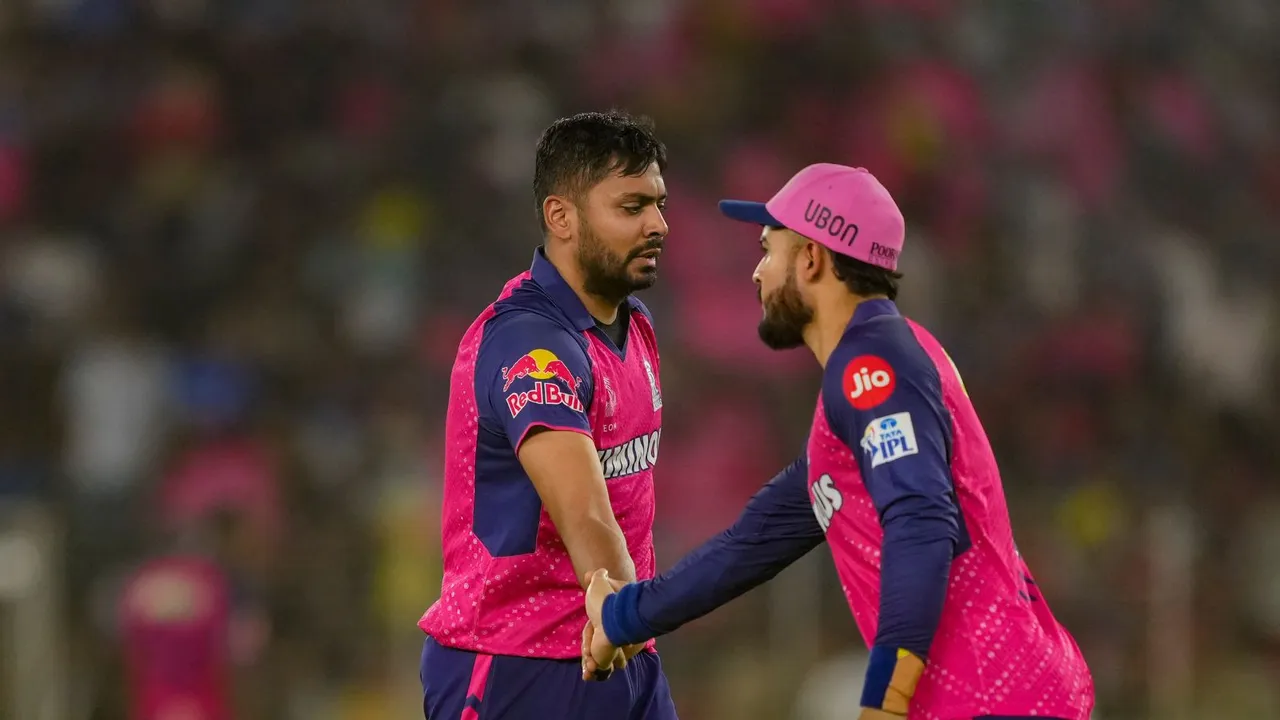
left=803, top=290, right=882, bottom=368
left=544, top=243, right=621, bottom=324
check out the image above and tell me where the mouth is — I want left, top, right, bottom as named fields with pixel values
left=632, top=247, right=662, bottom=268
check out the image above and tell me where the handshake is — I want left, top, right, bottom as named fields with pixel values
left=578, top=569, right=646, bottom=682
left=575, top=569, right=906, bottom=720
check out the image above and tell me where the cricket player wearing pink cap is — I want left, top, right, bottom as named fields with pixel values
left=580, top=164, right=1095, bottom=720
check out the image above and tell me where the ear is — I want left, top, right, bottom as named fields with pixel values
left=797, top=239, right=825, bottom=283
left=543, top=195, right=575, bottom=240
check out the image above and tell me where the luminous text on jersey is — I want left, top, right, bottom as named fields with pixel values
left=598, top=429, right=661, bottom=480
left=810, top=473, right=844, bottom=532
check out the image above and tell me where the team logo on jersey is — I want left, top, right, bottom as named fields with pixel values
left=642, top=358, right=662, bottom=411
left=598, top=429, right=661, bottom=480
left=809, top=473, right=844, bottom=532
left=602, top=375, right=618, bottom=417
left=860, top=412, right=919, bottom=468
left=502, top=348, right=584, bottom=418
left=842, top=355, right=896, bottom=410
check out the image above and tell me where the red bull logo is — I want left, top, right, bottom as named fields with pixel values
left=502, top=348, right=584, bottom=417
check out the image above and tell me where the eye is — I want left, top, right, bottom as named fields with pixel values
left=623, top=205, right=642, bottom=215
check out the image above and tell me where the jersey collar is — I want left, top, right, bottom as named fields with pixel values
left=530, top=247, right=641, bottom=333
left=850, top=297, right=900, bottom=327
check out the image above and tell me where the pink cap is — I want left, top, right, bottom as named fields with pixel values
left=718, top=163, right=905, bottom=270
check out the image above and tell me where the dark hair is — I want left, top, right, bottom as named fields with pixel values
left=828, top=249, right=903, bottom=301
left=533, top=110, right=668, bottom=232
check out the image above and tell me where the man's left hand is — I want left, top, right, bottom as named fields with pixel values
left=581, top=620, right=623, bottom=680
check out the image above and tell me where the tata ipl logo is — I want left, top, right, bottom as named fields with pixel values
left=860, top=412, right=919, bottom=468
left=502, top=348, right=585, bottom=417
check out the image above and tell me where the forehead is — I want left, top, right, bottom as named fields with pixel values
left=588, top=162, right=666, bottom=198
left=761, top=226, right=798, bottom=247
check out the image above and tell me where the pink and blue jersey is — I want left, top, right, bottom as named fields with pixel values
left=419, top=249, right=663, bottom=660
left=602, top=300, right=1093, bottom=720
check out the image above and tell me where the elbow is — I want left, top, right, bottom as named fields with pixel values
left=549, top=501, right=624, bottom=541
left=574, top=511, right=628, bottom=542
left=880, top=495, right=961, bottom=545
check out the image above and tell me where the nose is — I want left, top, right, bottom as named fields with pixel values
left=644, top=205, right=669, bottom=239
left=752, top=257, right=765, bottom=285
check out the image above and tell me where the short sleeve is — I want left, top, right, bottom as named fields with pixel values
left=476, top=312, right=595, bottom=451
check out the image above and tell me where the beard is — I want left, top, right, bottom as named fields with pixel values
left=578, top=217, right=662, bottom=303
left=757, top=271, right=813, bottom=350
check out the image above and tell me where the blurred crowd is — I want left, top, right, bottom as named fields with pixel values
left=0, top=1, right=1278, bottom=719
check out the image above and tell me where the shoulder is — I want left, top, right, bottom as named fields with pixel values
left=480, top=294, right=590, bottom=361
left=822, top=315, right=942, bottom=421
left=491, top=279, right=577, bottom=331
left=474, top=303, right=595, bottom=397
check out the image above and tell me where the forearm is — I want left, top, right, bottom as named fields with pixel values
left=560, top=514, right=637, bottom=588
left=518, top=429, right=635, bottom=589
left=600, top=457, right=822, bottom=645
left=644, top=517, right=817, bottom=631
left=862, top=508, right=956, bottom=713
left=603, top=525, right=808, bottom=644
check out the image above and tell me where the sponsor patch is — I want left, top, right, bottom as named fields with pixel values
left=860, top=412, right=918, bottom=468
left=501, top=348, right=584, bottom=417
left=598, top=429, right=661, bottom=480
left=642, top=358, right=662, bottom=411
left=506, top=381, right=585, bottom=418
left=842, top=355, right=896, bottom=410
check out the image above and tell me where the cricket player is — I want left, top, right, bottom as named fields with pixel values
left=582, top=164, right=1095, bottom=720
left=418, top=111, right=678, bottom=719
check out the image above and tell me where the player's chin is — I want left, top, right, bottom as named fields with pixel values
left=626, top=264, right=659, bottom=290
left=757, top=318, right=805, bottom=350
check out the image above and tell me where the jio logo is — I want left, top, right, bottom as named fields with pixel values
left=842, top=355, right=896, bottom=410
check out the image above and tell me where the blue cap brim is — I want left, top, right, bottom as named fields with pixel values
left=718, top=200, right=782, bottom=227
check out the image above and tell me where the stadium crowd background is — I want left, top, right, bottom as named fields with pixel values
left=0, top=1, right=1278, bottom=718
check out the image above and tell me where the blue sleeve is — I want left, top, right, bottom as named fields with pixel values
left=599, top=455, right=824, bottom=645
left=476, top=312, right=595, bottom=451
left=823, top=343, right=964, bottom=663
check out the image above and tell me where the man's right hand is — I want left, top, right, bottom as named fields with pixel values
left=581, top=570, right=646, bottom=680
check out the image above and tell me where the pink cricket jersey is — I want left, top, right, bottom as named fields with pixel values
left=419, top=250, right=662, bottom=659
left=808, top=299, right=1094, bottom=719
